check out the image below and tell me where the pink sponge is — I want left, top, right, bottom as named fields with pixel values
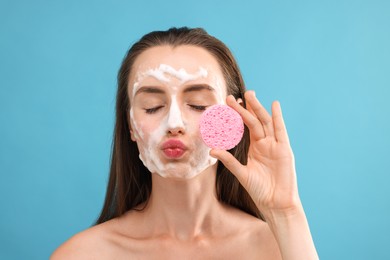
left=199, top=104, right=244, bottom=150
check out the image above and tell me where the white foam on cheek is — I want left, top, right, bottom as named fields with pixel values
left=129, top=108, right=144, bottom=139
left=138, top=117, right=168, bottom=175
left=187, top=118, right=218, bottom=176
left=129, top=107, right=162, bottom=173
left=185, top=134, right=218, bottom=179
left=138, top=97, right=186, bottom=177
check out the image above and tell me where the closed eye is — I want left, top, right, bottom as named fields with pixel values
left=144, top=106, right=164, bottom=114
left=188, top=105, right=207, bottom=111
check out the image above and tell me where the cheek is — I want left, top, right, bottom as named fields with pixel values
left=182, top=112, right=202, bottom=134
left=132, top=121, right=151, bottom=141
left=131, top=114, right=165, bottom=148
left=130, top=107, right=156, bottom=137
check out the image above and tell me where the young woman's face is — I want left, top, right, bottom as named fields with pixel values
left=128, top=45, right=227, bottom=179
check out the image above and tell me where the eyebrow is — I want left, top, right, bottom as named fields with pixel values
left=134, top=86, right=165, bottom=96
left=134, top=84, right=215, bottom=96
left=183, top=84, right=215, bottom=93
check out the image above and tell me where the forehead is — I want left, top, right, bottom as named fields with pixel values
left=129, top=45, right=224, bottom=85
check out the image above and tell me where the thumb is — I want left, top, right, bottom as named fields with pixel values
left=210, top=149, right=246, bottom=183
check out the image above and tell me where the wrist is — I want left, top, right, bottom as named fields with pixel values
left=262, top=201, right=305, bottom=225
left=262, top=202, right=319, bottom=260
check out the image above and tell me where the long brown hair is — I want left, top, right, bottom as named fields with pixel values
left=95, top=27, right=262, bottom=224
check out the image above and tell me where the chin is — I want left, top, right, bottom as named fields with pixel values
left=153, top=161, right=217, bottom=180
left=154, top=168, right=203, bottom=180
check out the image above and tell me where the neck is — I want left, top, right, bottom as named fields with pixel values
left=142, top=163, right=222, bottom=241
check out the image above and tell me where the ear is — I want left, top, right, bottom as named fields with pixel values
left=130, top=129, right=136, bottom=142
left=127, top=111, right=137, bottom=142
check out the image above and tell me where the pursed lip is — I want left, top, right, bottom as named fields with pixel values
left=161, top=139, right=187, bottom=150
left=161, top=139, right=188, bottom=159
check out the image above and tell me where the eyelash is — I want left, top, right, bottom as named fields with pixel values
left=145, top=106, right=164, bottom=114
left=189, top=105, right=207, bottom=111
left=144, top=105, right=207, bottom=114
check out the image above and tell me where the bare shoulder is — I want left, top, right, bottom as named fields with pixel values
left=223, top=206, right=282, bottom=259
left=249, top=218, right=282, bottom=259
left=50, top=220, right=118, bottom=260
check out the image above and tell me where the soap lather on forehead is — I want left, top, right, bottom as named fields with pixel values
left=131, top=65, right=228, bottom=108
left=144, top=64, right=208, bottom=83
left=132, top=64, right=209, bottom=98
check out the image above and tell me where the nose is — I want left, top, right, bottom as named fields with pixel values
left=168, top=126, right=184, bottom=135
left=166, top=98, right=185, bottom=136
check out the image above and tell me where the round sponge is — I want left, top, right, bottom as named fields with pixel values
left=199, top=104, right=244, bottom=150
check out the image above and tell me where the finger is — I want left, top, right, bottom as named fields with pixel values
left=246, top=99, right=266, bottom=139
left=272, top=101, right=290, bottom=144
left=226, top=95, right=264, bottom=141
left=210, top=149, right=248, bottom=185
left=245, top=91, right=274, bottom=137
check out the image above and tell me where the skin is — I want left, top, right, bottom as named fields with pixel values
left=51, top=45, right=318, bottom=259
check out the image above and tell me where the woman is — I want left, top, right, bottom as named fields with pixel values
left=52, top=27, right=318, bottom=259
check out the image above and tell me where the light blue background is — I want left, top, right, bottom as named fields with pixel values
left=1, top=0, right=389, bottom=259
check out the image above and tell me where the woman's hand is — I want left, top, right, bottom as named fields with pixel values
left=210, top=91, right=301, bottom=218
left=211, top=90, right=318, bottom=259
